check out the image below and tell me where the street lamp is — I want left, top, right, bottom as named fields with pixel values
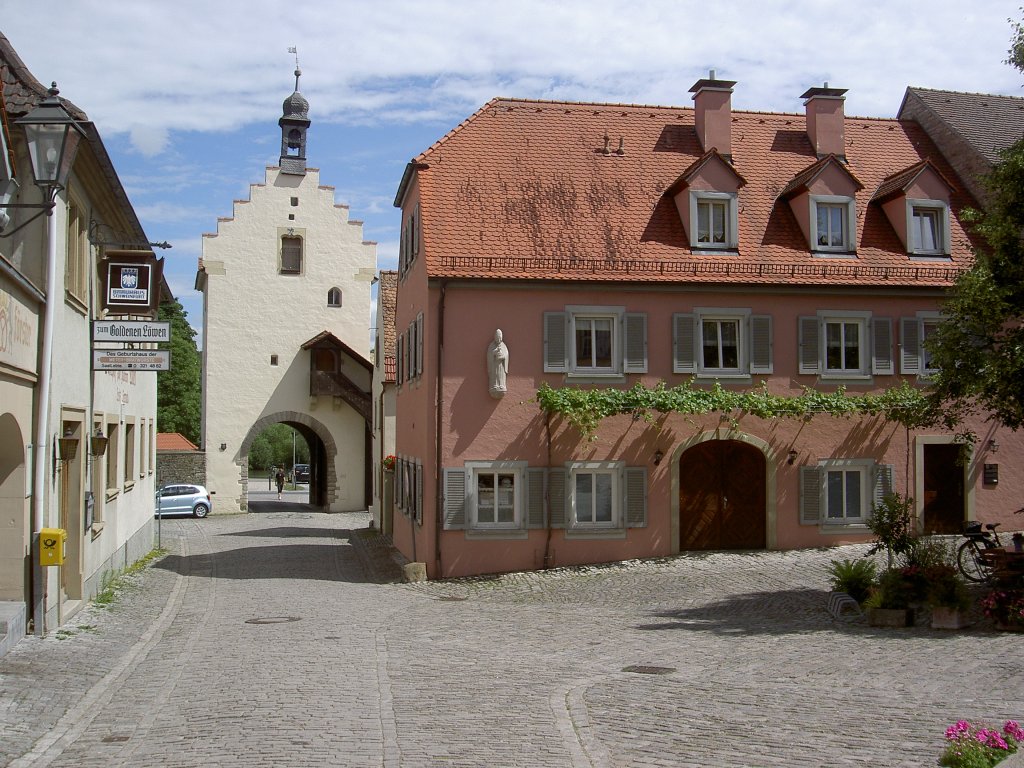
left=0, top=82, right=86, bottom=234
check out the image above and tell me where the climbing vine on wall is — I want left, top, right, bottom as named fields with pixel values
left=535, top=380, right=933, bottom=442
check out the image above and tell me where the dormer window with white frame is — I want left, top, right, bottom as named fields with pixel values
left=908, top=200, right=950, bottom=256
left=691, top=191, right=738, bottom=249
left=810, top=195, right=856, bottom=253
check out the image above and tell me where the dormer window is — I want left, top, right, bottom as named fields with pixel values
left=908, top=201, right=949, bottom=255
left=691, top=192, right=737, bottom=248
left=667, top=149, right=746, bottom=253
left=811, top=196, right=855, bottom=252
left=873, top=161, right=954, bottom=258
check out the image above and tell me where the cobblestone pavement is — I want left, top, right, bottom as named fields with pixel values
left=1, top=507, right=1021, bottom=768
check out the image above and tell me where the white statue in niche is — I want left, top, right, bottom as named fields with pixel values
left=488, top=329, right=509, bottom=398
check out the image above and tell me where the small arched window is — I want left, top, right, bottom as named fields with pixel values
left=327, top=287, right=342, bottom=307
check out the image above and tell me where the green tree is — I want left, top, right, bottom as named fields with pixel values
left=157, top=300, right=201, bottom=444
left=247, top=424, right=310, bottom=471
left=924, top=23, right=1024, bottom=432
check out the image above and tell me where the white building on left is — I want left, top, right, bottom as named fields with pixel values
left=0, top=32, right=170, bottom=654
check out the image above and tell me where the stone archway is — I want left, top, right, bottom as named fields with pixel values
left=0, top=412, right=29, bottom=604
left=239, top=412, right=338, bottom=511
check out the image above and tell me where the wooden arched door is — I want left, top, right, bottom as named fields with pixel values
left=679, top=440, right=766, bottom=550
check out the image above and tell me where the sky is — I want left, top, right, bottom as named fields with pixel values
left=3, top=1, right=1023, bottom=349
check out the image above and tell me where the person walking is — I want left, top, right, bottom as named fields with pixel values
left=275, top=468, right=285, bottom=500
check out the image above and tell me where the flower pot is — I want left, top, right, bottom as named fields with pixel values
left=868, top=607, right=914, bottom=627
left=930, top=606, right=967, bottom=629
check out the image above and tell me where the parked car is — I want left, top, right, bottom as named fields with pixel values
left=293, top=464, right=310, bottom=483
left=156, top=484, right=212, bottom=518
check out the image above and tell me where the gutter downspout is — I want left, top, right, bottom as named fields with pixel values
left=31, top=205, right=59, bottom=635
left=434, top=280, right=446, bottom=578
left=542, top=409, right=554, bottom=569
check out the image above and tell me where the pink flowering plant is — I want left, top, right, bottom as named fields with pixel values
left=939, top=720, right=1022, bottom=767
left=981, top=589, right=1024, bottom=628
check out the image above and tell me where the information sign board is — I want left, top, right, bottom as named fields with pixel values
left=92, top=320, right=170, bottom=343
left=92, top=349, right=171, bottom=371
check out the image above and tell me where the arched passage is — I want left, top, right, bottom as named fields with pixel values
left=240, top=412, right=337, bottom=510
left=0, top=412, right=29, bottom=603
left=678, top=438, right=767, bottom=550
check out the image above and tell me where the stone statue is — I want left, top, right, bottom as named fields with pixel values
left=488, top=329, right=509, bottom=398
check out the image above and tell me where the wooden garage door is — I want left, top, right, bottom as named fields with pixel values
left=679, top=440, right=766, bottom=550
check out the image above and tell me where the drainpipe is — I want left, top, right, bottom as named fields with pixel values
left=434, top=280, right=446, bottom=577
left=31, top=205, right=60, bottom=635
left=542, top=409, right=554, bottom=569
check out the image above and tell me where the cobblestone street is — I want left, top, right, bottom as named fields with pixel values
left=1, top=506, right=1021, bottom=767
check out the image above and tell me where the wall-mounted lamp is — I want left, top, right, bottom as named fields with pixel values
left=653, top=449, right=664, bottom=466
left=1, top=83, right=86, bottom=236
left=90, top=428, right=108, bottom=457
left=220, top=442, right=227, bottom=452
left=987, top=439, right=999, bottom=454
left=787, top=449, right=798, bottom=465
left=58, top=428, right=79, bottom=462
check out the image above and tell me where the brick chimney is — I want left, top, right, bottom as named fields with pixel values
left=690, top=70, right=736, bottom=159
left=801, top=83, right=848, bottom=159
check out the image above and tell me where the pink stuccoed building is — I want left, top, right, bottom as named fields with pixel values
left=386, top=74, right=1024, bottom=580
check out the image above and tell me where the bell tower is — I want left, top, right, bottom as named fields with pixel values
left=279, top=53, right=310, bottom=176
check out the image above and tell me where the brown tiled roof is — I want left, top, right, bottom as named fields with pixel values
left=156, top=433, right=199, bottom=451
left=665, top=148, right=747, bottom=196
left=779, top=154, right=864, bottom=199
left=901, top=87, right=1024, bottom=165
left=406, top=97, right=981, bottom=288
left=300, top=330, right=372, bottom=371
left=871, top=159, right=955, bottom=202
left=378, top=270, right=397, bottom=383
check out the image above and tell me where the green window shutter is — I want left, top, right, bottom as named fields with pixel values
left=443, top=468, right=466, bottom=529
left=544, top=312, right=568, bottom=372
left=798, top=316, right=820, bottom=374
left=872, top=317, right=894, bottom=375
left=673, top=313, right=696, bottom=373
left=900, top=318, right=921, bottom=374
left=749, top=315, right=773, bottom=374
left=526, top=468, right=546, bottom=529
left=799, top=466, right=822, bottom=524
left=624, top=467, right=647, bottom=528
left=623, top=313, right=647, bottom=373
left=548, top=469, right=567, bottom=528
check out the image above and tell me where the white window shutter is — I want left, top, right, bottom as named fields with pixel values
left=548, top=469, right=567, bottom=528
left=443, top=468, right=467, bottom=529
left=799, top=466, right=822, bottom=524
left=623, top=313, right=647, bottom=373
left=872, top=317, right=894, bottom=375
left=624, top=467, right=647, bottom=528
left=749, top=315, right=773, bottom=374
left=900, top=318, right=921, bottom=374
left=871, top=463, right=894, bottom=517
left=544, top=312, right=568, bottom=372
left=798, top=316, right=820, bottom=374
left=526, top=468, right=546, bottom=529
left=673, top=313, right=696, bottom=373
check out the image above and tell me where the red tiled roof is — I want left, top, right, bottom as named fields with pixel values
left=871, top=159, right=956, bottom=202
left=156, top=433, right=199, bottom=451
left=406, top=97, right=981, bottom=288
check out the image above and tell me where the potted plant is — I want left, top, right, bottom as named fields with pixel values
left=981, top=589, right=1024, bottom=631
left=827, top=558, right=877, bottom=604
left=939, top=719, right=1022, bottom=767
left=865, top=567, right=916, bottom=626
left=867, top=492, right=918, bottom=570
left=926, top=564, right=972, bottom=629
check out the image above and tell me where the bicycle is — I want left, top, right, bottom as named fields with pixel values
left=956, top=521, right=1004, bottom=583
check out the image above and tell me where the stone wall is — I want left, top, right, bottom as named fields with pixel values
left=156, top=450, right=206, bottom=488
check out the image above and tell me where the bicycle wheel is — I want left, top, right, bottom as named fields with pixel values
left=957, top=539, right=992, bottom=583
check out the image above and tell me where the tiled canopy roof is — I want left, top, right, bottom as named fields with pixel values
left=901, top=87, right=1024, bottom=165
left=378, top=270, right=397, bottom=383
left=403, top=97, right=981, bottom=288
left=156, top=433, right=199, bottom=451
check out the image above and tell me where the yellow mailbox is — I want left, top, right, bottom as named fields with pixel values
left=39, top=528, right=66, bottom=566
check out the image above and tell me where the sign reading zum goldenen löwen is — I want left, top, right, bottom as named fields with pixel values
left=92, top=320, right=170, bottom=343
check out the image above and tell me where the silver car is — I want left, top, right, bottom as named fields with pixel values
left=156, top=484, right=212, bottom=518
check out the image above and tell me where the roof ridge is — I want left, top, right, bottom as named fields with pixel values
left=907, top=85, right=1024, bottom=102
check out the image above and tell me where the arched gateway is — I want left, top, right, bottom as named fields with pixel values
left=196, top=66, right=377, bottom=513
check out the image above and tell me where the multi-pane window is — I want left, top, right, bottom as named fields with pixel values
left=574, top=470, right=615, bottom=526
left=281, top=235, right=302, bottom=273
left=815, top=203, right=846, bottom=248
left=701, top=318, right=740, bottom=371
left=327, top=287, right=342, bottom=307
left=66, top=198, right=89, bottom=305
left=826, top=467, right=863, bottom=521
left=824, top=320, right=861, bottom=373
left=124, top=422, right=135, bottom=486
left=696, top=199, right=728, bottom=245
left=573, top=316, right=614, bottom=371
left=910, top=207, right=941, bottom=253
left=106, top=423, right=119, bottom=492
left=475, top=469, right=518, bottom=527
